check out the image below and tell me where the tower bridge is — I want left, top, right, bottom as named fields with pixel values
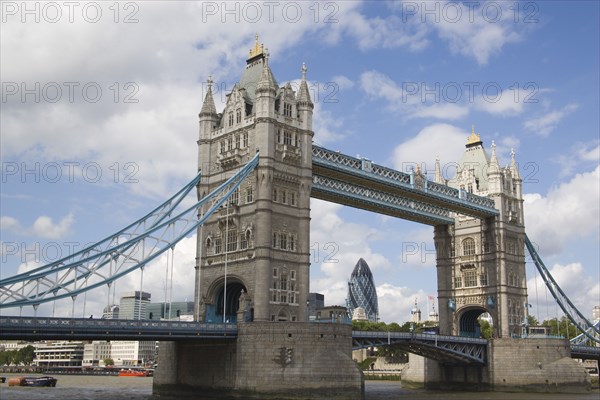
left=1, top=36, right=598, bottom=398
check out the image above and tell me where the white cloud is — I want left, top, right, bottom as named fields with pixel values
left=360, top=70, right=470, bottom=120
left=309, top=199, right=392, bottom=307
left=474, top=90, right=525, bottom=116
left=0, top=213, right=75, bottom=239
left=554, top=140, right=600, bottom=178
left=331, top=75, right=354, bottom=90
left=524, top=165, right=600, bottom=256
left=526, top=262, right=599, bottom=323
left=32, top=213, right=75, bottom=239
left=390, top=123, right=467, bottom=177
left=0, top=216, right=23, bottom=235
left=524, top=103, right=578, bottom=136
left=428, top=1, right=523, bottom=65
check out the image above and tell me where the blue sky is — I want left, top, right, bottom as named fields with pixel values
left=1, top=1, right=598, bottom=323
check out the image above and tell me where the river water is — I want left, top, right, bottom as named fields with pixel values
left=0, top=374, right=598, bottom=400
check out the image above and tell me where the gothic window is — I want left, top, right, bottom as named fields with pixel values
left=272, top=232, right=278, bottom=248
left=236, top=109, right=241, bottom=124
left=464, top=270, right=478, bottom=287
left=243, top=132, right=248, bottom=148
left=284, top=131, right=292, bottom=145
left=280, top=233, right=287, bottom=250
left=235, top=134, right=240, bottom=149
left=273, top=188, right=278, bottom=202
left=280, top=272, right=288, bottom=290
left=227, top=137, right=233, bottom=151
left=226, top=229, right=237, bottom=252
left=273, top=268, right=278, bottom=277
left=462, top=238, right=476, bottom=256
left=240, top=234, right=247, bottom=250
left=220, top=141, right=225, bottom=154
left=290, top=192, right=296, bottom=206
left=289, top=235, right=295, bottom=252
left=468, top=184, right=473, bottom=193
left=294, top=134, right=298, bottom=147
left=228, top=112, right=234, bottom=127
left=290, top=270, right=296, bottom=280
left=214, top=237, right=222, bottom=254
left=246, top=186, right=253, bottom=203
left=281, top=190, right=287, bottom=204
left=277, top=129, right=281, bottom=144
left=284, top=103, right=292, bottom=117
left=230, top=188, right=239, bottom=205
left=454, top=276, right=462, bottom=288
left=480, top=273, right=488, bottom=286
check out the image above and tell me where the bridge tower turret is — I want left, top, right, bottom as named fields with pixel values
left=194, top=36, right=313, bottom=323
left=435, top=128, right=527, bottom=338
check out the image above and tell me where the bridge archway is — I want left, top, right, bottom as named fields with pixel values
left=457, top=306, right=490, bottom=338
left=205, top=276, right=247, bottom=323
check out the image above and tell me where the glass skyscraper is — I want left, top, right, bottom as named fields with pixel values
left=346, top=258, right=379, bottom=322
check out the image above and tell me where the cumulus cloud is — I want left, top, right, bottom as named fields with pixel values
left=390, top=123, right=467, bottom=177
left=526, top=262, right=599, bottom=323
left=0, top=213, right=75, bottom=239
left=523, top=165, right=600, bottom=256
left=32, top=213, right=75, bottom=239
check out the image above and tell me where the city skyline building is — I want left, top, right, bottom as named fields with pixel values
left=119, top=291, right=151, bottom=320
left=346, top=258, right=379, bottom=322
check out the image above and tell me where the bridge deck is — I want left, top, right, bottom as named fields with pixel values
left=312, top=145, right=499, bottom=225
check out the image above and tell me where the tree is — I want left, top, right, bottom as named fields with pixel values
left=479, top=319, right=493, bottom=339
left=17, top=345, right=36, bottom=365
left=103, top=358, right=115, bottom=366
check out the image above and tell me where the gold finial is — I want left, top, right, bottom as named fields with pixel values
left=249, top=33, right=264, bottom=59
left=466, top=124, right=482, bottom=145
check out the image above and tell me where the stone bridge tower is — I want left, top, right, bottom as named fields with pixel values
left=434, top=128, right=527, bottom=338
left=194, top=36, right=314, bottom=323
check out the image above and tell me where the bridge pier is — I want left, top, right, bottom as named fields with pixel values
left=401, top=338, right=590, bottom=392
left=153, top=322, right=364, bottom=399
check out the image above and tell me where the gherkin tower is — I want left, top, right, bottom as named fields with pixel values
left=346, top=258, right=379, bottom=322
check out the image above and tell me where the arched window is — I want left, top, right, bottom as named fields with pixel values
left=462, top=238, right=476, bottom=256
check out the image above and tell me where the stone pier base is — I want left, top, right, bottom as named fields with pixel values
left=153, top=322, right=364, bottom=399
left=401, top=338, right=590, bottom=393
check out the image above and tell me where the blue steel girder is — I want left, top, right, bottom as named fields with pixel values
left=352, top=331, right=487, bottom=365
left=0, top=154, right=259, bottom=309
left=312, top=146, right=499, bottom=221
left=0, top=316, right=237, bottom=341
left=312, top=174, right=454, bottom=226
left=525, top=235, right=600, bottom=344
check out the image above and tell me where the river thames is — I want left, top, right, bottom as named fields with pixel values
left=0, top=374, right=598, bottom=400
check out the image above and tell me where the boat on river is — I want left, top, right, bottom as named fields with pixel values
left=8, top=376, right=57, bottom=387
left=118, top=369, right=152, bottom=377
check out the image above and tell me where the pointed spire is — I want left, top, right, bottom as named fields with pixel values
left=434, top=155, right=442, bottom=184
left=200, top=75, right=217, bottom=116
left=297, top=62, right=314, bottom=108
left=511, top=148, right=522, bottom=180
left=256, top=47, right=277, bottom=93
left=488, top=140, right=501, bottom=176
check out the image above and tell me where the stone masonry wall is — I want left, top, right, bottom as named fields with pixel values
left=488, top=337, right=590, bottom=392
left=235, top=322, right=364, bottom=399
